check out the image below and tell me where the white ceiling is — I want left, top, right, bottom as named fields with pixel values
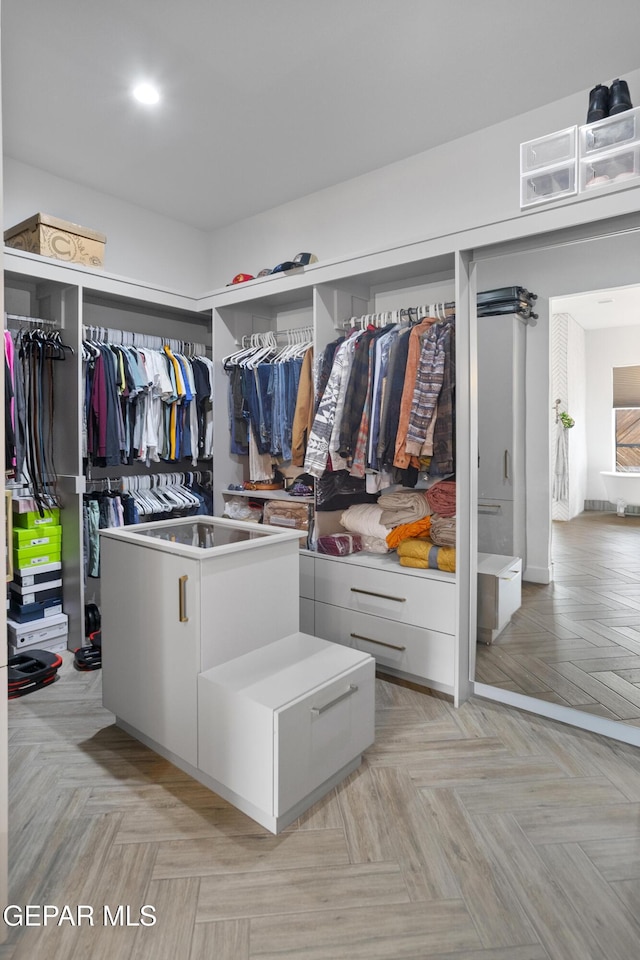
left=4, top=0, right=640, bottom=233
left=555, top=285, right=640, bottom=330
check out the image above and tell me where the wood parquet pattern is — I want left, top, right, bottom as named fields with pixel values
left=477, top=511, right=640, bottom=723
left=4, top=634, right=640, bottom=959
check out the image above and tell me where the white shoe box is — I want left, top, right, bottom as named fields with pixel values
left=9, top=634, right=68, bottom=658
left=7, top=612, right=69, bottom=650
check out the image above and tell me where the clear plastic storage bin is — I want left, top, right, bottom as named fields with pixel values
left=521, top=162, right=577, bottom=208
left=580, top=106, right=640, bottom=157
left=579, top=144, right=640, bottom=193
left=520, top=126, right=577, bottom=173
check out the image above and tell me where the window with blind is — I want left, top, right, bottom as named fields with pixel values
left=613, top=365, right=640, bottom=472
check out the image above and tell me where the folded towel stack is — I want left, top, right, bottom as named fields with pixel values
left=378, top=490, right=430, bottom=528
left=425, top=480, right=456, bottom=518
left=430, top=513, right=456, bottom=547
left=340, top=504, right=389, bottom=553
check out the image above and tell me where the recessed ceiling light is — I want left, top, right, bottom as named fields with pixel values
left=132, top=83, right=160, bottom=105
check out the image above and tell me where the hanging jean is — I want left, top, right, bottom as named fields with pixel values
left=86, top=500, right=101, bottom=578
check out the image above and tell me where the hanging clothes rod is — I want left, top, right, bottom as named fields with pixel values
left=82, top=324, right=207, bottom=356
left=85, top=470, right=213, bottom=493
left=234, top=325, right=313, bottom=348
left=5, top=312, right=59, bottom=327
left=341, top=302, right=455, bottom=329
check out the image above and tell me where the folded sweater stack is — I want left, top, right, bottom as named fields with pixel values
left=397, top=538, right=456, bottom=572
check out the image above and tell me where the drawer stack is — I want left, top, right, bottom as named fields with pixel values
left=579, top=106, right=640, bottom=193
left=520, top=126, right=578, bottom=208
left=311, top=554, right=456, bottom=693
left=520, top=108, right=640, bottom=209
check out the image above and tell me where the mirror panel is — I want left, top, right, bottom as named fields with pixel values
left=473, top=224, right=640, bottom=738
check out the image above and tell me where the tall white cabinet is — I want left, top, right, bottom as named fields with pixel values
left=477, top=313, right=527, bottom=560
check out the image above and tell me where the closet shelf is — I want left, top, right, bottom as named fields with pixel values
left=222, top=488, right=314, bottom=503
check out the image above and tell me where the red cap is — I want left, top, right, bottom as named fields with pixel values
left=230, top=273, right=254, bottom=285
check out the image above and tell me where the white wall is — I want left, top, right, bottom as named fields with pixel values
left=6, top=64, right=640, bottom=297
left=567, top=316, right=588, bottom=518
left=3, top=157, right=210, bottom=293
left=585, top=325, right=640, bottom=498
left=206, top=68, right=640, bottom=290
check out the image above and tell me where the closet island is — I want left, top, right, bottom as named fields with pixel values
left=99, top=516, right=375, bottom=833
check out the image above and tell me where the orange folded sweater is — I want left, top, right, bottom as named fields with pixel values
left=386, top=515, right=431, bottom=549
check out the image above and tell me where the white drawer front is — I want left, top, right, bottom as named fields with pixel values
left=300, top=597, right=315, bottom=635
left=315, top=560, right=455, bottom=634
left=315, top=602, right=455, bottom=688
left=496, top=563, right=522, bottom=630
left=275, top=659, right=375, bottom=815
left=299, top=553, right=315, bottom=599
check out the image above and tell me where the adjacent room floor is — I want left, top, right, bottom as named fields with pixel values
left=3, top=644, right=640, bottom=959
left=477, top=510, right=640, bottom=723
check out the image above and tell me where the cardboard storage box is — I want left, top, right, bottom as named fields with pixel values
left=4, top=213, right=106, bottom=268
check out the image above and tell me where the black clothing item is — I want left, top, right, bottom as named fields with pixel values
left=315, top=338, right=344, bottom=412
left=191, top=357, right=212, bottom=456
left=377, top=327, right=411, bottom=468
left=5, top=356, right=15, bottom=472
left=100, top=346, right=125, bottom=467
left=338, top=330, right=376, bottom=461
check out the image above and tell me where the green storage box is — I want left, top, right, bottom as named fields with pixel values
left=13, top=507, right=60, bottom=529
left=13, top=524, right=62, bottom=548
left=13, top=543, right=62, bottom=567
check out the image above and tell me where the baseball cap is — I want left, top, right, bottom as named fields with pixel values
left=292, top=252, right=318, bottom=266
left=227, top=273, right=254, bottom=285
left=256, top=268, right=272, bottom=277
left=271, top=261, right=301, bottom=274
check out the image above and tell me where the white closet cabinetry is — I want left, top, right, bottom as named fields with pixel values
left=4, top=249, right=212, bottom=651
left=206, top=248, right=472, bottom=706
left=477, top=313, right=526, bottom=560
left=312, top=553, right=456, bottom=693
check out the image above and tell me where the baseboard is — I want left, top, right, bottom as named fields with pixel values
left=523, top=564, right=552, bottom=584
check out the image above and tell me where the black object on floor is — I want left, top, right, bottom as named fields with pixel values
left=74, top=629, right=102, bottom=671
left=8, top=650, right=63, bottom=699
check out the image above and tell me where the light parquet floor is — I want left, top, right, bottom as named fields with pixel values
left=477, top=510, right=640, bottom=724
left=4, top=641, right=640, bottom=959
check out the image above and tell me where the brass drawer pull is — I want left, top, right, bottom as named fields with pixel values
left=351, top=632, right=406, bottom=652
left=350, top=587, right=406, bottom=603
left=178, top=575, right=189, bottom=622
left=311, top=684, right=358, bottom=716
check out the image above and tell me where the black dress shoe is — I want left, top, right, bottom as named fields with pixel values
left=587, top=83, right=609, bottom=123
left=609, top=78, right=633, bottom=115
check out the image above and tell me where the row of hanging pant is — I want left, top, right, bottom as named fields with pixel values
left=4, top=323, right=71, bottom=511
left=304, top=310, right=455, bottom=491
left=83, top=341, right=214, bottom=467
left=83, top=475, right=213, bottom=582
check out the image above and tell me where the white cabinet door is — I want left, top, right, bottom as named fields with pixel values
left=477, top=315, right=526, bottom=559
left=101, top=538, right=200, bottom=767
left=477, top=315, right=516, bottom=501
